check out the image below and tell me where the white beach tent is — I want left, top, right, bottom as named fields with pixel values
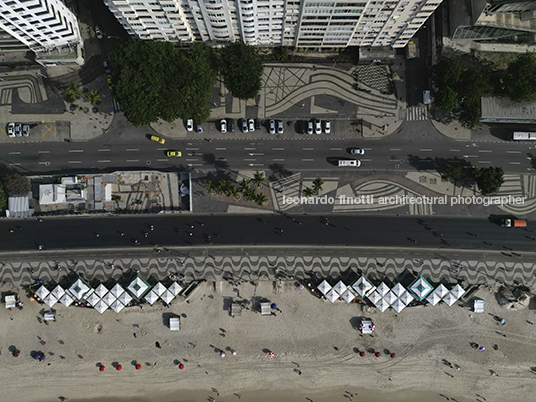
left=426, top=291, right=441, bottom=306
left=101, top=292, right=116, bottom=307
left=391, top=283, right=406, bottom=297
left=399, top=290, right=414, bottom=306
left=118, top=291, right=132, bottom=306
left=5, top=295, right=16, bottom=309
left=434, top=284, right=449, bottom=299
left=391, top=299, right=406, bottom=313
left=152, top=282, right=167, bottom=297
left=169, top=317, right=180, bottom=331
left=95, top=283, right=109, bottom=298
left=332, top=280, right=347, bottom=295
left=376, top=282, right=390, bottom=297
left=35, top=285, right=50, bottom=300
left=409, top=276, right=434, bottom=301
left=144, top=290, right=159, bottom=305
left=376, top=298, right=389, bottom=312
left=352, top=276, right=373, bottom=298
left=68, top=278, right=92, bottom=301
left=474, top=299, right=484, bottom=313
left=86, top=292, right=101, bottom=307
left=51, top=285, right=65, bottom=300
left=94, top=300, right=108, bottom=314
left=127, top=275, right=151, bottom=300
left=443, top=292, right=457, bottom=307
left=60, top=293, right=74, bottom=307
left=367, top=291, right=382, bottom=305
left=43, top=293, right=58, bottom=308
left=384, top=290, right=397, bottom=305
left=450, top=284, right=466, bottom=300
left=325, top=288, right=340, bottom=303
left=318, top=280, right=332, bottom=295
left=110, top=283, right=125, bottom=299
left=160, top=290, right=175, bottom=304
left=110, top=300, right=125, bottom=314
left=340, top=288, right=356, bottom=304
left=168, top=282, right=183, bottom=297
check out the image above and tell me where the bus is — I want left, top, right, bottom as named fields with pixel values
left=512, top=132, right=536, bottom=141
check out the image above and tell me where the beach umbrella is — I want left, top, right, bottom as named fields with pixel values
left=33, top=354, right=40, bottom=360
left=39, top=353, right=45, bottom=361
left=135, top=364, right=141, bottom=370
left=271, top=303, right=277, bottom=309
left=390, top=353, right=396, bottom=358
left=479, top=346, right=485, bottom=352
left=99, top=365, right=105, bottom=372
left=179, top=363, right=184, bottom=370
left=220, top=352, right=226, bottom=358
left=116, top=364, right=122, bottom=371
left=232, top=350, right=237, bottom=356
left=374, top=352, right=381, bottom=357
left=359, top=351, right=365, bottom=357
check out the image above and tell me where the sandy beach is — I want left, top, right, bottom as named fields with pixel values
left=1, top=277, right=535, bottom=402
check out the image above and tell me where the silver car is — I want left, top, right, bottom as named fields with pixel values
left=314, top=119, right=321, bottom=135
left=350, top=148, right=365, bottom=155
left=307, top=121, right=313, bottom=135
left=220, top=119, right=227, bottom=133
left=22, top=124, right=30, bottom=137
left=269, top=119, right=276, bottom=134
left=248, top=119, right=255, bottom=132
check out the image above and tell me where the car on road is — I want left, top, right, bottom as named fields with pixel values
left=228, top=118, right=235, bottom=132
left=338, top=159, right=361, bottom=167
left=150, top=135, right=165, bottom=144
left=166, top=150, right=182, bottom=157
left=268, top=119, right=275, bottom=134
left=220, top=119, right=227, bottom=133
left=196, top=124, right=203, bottom=133
left=248, top=119, right=255, bottom=132
left=314, top=119, right=321, bottom=135
left=277, top=120, right=284, bottom=134
left=254, top=118, right=262, bottom=130
left=324, top=120, right=331, bottom=134
left=14, top=123, right=22, bottom=137
left=106, top=75, right=113, bottom=87
left=22, top=124, right=30, bottom=137
left=307, top=121, right=313, bottom=135
left=350, top=148, right=365, bottom=155
left=7, top=122, right=15, bottom=137
left=103, top=60, right=111, bottom=74
left=240, top=118, right=248, bottom=133
left=186, top=119, right=193, bottom=131
left=95, top=26, right=103, bottom=40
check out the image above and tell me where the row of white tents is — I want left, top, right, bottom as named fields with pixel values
left=33, top=275, right=185, bottom=314
left=317, top=275, right=466, bottom=313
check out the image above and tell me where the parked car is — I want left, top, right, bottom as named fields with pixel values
left=324, top=120, right=331, bottom=134
left=350, top=148, right=365, bottom=155
left=22, top=124, right=30, bottom=137
left=277, top=120, right=283, bottom=134
left=268, top=119, right=276, bottom=134
left=307, top=121, right=313, bottom=135
left=7, top=122, right=15, bottom=137
left=220, top=119, right=227, bottom=133
left=150, top=135, right=165, bottom=144
left=166, top=150, right=182, bottom=157
left=196, top=124, right=203, bottom=133
left=240, top=119, right=248, bottom=133
left=103, top=60, right=111, bottom=74
left=228, top=118, right=235, bottom=132
left=248, top=119, right=255, bottom=132
left=314, top=119, right=321, bottom=135
left=14, top=123, right=22, bottom=137
left=95, top=26, right=103, bottom=40
left=186, top=119, right=193, bottom=132
left=254, top=118, right=262, bottom=130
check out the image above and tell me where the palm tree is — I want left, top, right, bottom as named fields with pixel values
left=226, top=184, right=240, bottom=200
left=86, top=90, right=101, bottom=106
left=239, top=179, right=250, bottom=193
left=205, top=180, right=216, bottom=194
left=243, top=187, right=256, bottom=201
left=303, top=187, right=314, bottom=197
left=64, top=83, right=82, bottom=102
left=255, top=193, right=268, bottom=206
left=312, top=177, right=324, bottom=194
left=252, top=171, right=265, bottom=189
left=215, top=181, right=227, bottom=195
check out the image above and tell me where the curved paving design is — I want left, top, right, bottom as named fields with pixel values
left=2, top=254, right=534, bottom=289
left=0, top=75, right=44, bottom=105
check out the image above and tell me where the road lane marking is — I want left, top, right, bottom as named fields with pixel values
left=156, top=159, right=169, bottom=162
left=10, top=163, right=21, bottom=166
left=98, top=149, right=110, bottom=152
left=478, top=150, right=492, bottom=153
left=507, top=151, right=521, bottom=154
left=126, top=148, right=139, bottom=151
left=68, top=161, right=81, bottom=164
left=330, top=148, right=342, bottom=151
left=420, top=149, right=433, bottom=151
left=478, top=161, right=491, bottom=164
left=272, top=148, right=284, bottom=151
left=9, top=152, right=21, bottom=155
left=215, top=147, right=226, bottom=151
left=244, top=147, right=256, bottom=150
left=244, top=158, right=256, bottom=161
left=185, top=158, right=199, bottom=161
left=156, top=148, right=167, bottom=151
left=449, top=149, right=460, bottom=152
left=188, top=163, right=203, bottom=167
left=97, top=160, right=111, bottom=163
left=509, top=162, right=521, bottom=165
left=303, top=148, right=314, bottom=151
left=273, top=158, right=285, bottom=161
left=185, top=148, right=199, bottom=151
left=69, top=150, right=84, bottom=153
left=302, top=158, right=314, bottom=161
left=38, top=150, right=50, bottom=154
left=390, top=148, right=401, bottom=151
left=126, top=159, right=140, bottom=162
left=361, top=159, right=372, bottom=162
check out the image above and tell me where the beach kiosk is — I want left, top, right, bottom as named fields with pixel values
left=359, top=320, right=375, bottom=334
left=231, top=303, right=242, bottom=317
left=474, top=299, right=485, bottom=313
left=260, top=302, right=271, bottom=315
left=5, top=295, right=16, bottom=309
left=169, top=317, right=180, bottom=331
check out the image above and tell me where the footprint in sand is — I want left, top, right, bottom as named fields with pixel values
left=94, top=323, right=103, bottom=333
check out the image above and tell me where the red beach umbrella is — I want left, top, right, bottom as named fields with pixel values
left=116, top=364, right=122, bottom=371
left=179, top=363, right=185, bottom=370
left=135, top=364, right=141, bottom=370
left=359, top=351, right=366, bottom=357
left=390, top=353, right=396, bottom=358
left=99, top=366, right=105, bottom=372
left=374, top=352, right=381, bottom=357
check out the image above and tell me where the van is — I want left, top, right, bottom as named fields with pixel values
left=338, top=159, right=361, bottom=167
left=423, top=90, right=430, bottom=105
left=501, top=219, right=527, bottom=228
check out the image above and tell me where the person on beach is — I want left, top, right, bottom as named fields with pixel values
left=155, top=341, right=162, bottom=349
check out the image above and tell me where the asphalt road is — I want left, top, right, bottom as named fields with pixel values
left=1, top=214, right=535, bottom=254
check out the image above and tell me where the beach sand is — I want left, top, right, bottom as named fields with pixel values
left=1, top=280, right=535, bottom=402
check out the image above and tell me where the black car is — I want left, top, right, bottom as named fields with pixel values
left=254, top=118, right=262, bottom=130
left=227, top=118, right=235, bottom=132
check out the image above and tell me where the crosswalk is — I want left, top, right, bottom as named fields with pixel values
left=406, top=106, right=428, bottom=121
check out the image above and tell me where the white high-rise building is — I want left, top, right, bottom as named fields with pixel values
left=104, top=0, right=442, bottom=48
left=0, top=0, right=82, bottom=55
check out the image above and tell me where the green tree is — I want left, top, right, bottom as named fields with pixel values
left=243, top=187, right=256, bottom=201
left=459, top=99, right=482, bottom=129
left=445, top=163, right=465, bottom=182
left=252, top=171, right=265, bottom=188
left=215, top=181, right=228, bottom=195
left=458, top=66, right=492, bottom=105
left=64, top=83, right=82, bottom=103
left=434, top=86, right=458, bottom=113
left=507, top=52, right=536, bottom=103
left=226, top=184, right=240, bottom=199
left=474, top=167, right=504, bottom=195
left=239, top=179, right=250, bottom=193
left=205, top=180, right=216, bottom=194
left=2, top=171, right=30, bottom=196
left=0, top=182, right=7, bottom=211
left=255, top=193, right=268, bottom=206
left=312, top=178, right=324, bottom=193
left=219, top=41, right=264, bottom=100
left=86, top=90, right=101, bottom=106
left=303, top=187, right=314, bottom=197
left=433, top=58, right=462, bottom=88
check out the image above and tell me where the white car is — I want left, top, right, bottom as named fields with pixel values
left=22, top=124, right=30, bottom=137
left=220, top=119, right=227, bottom=133
left=196, top=124, right=203, bottom=133
left=7, top=122, right=15, bottom=137
left=269, top=119, right=275, bottom=135
left=240, top=119, right=248, bottom=133
left=248, top=119, right=255, bottom=132
left=307, top=121, right=313, bottom=135
left=324, top=120, right=331, bottom=134
left=186, top=119, right=194, bottom=131
left=314, top=119, right=321, bottom=135
left=350, top=148, right=365, bottom=155
left=95, top=26, right=103, bottom=40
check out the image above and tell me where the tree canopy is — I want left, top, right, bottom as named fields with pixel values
left=475, top=167, right=504, bottom=195
left=219, top=41, right=264, bottom=100
left=433, top=58, right=462, bottom=88
left=507, top=52, right=536, bottom=103
left=2, top=171, right=30, bottom=196
left=111, top=41, right=217, bottom=126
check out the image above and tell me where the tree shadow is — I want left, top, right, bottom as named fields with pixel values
left=268, top=163, right=293, bottom=180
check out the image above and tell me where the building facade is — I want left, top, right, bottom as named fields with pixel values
left=104, top=0, right=442, bottom=48
left=0, top=0, right=82, bottom=55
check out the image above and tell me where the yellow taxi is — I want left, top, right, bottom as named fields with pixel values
left=150, top=135, right=165, bottom=144
left=166, top=150, right=182, bottom=157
